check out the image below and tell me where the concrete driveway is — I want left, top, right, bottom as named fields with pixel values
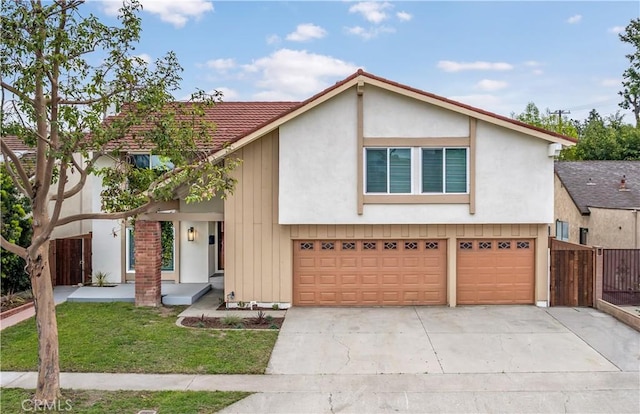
left=267, top=306, right=633, bottom=375
left=220, top=306, right=639, bottom=413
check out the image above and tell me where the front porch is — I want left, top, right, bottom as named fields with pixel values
left=66, top=282, right=211, bottom=305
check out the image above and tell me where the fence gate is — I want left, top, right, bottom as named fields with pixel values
left=550, top=238, right=594, bottom=307
left=602, top=249, right=640, bottom=306
left=49, top=233, right=92, bottom=286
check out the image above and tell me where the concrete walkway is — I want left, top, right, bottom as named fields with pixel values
left=0, top=286, right=77, bottom=331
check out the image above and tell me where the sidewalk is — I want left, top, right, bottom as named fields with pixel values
left=2, top=371, right=638, bottom=413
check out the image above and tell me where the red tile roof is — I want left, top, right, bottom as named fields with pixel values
left=1, top=135, right=32, bottom=152
left=103, top=101, right=300, bottom=151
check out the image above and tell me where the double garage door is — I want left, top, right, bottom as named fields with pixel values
left=293, top=238, right=534, bottom=306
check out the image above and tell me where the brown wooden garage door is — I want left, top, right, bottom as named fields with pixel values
left=293, top=240, right=447, bottom=306
left=457, top=239, right=534, bottom=305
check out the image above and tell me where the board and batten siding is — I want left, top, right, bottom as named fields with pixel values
left=224, top=130, right=293, bottom=303
left=225, top=131, right=549, bottom=305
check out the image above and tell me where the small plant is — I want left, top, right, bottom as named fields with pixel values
left=268, top=323, right=279, bottom=330
left=93, top=271, right=110, bottom=287
left=254, top=310, right=267, bottom=325
left=197, top=314, right=206, bottom=328
left=221, top=315, right=243, bottom=326
left=271, top=303, right=280, bottom=310
left=234, top=323, right=245, bottom=329
left=265, top=315, right=274, bottom=323
left=237, top=301, right=246, bottom=309
left=3, top=291, right=26, bottom=307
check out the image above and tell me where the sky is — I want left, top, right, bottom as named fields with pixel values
left=88, top=0, right=639, bottom=123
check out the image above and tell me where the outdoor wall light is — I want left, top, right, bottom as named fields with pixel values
left=187, top=227, right=195, bottom=242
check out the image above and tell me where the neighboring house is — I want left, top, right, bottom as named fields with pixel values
left=554, top=161, right=640, bottom=248
left=3, top=70, right=577, bottom=307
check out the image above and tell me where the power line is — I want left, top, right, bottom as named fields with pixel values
left=549, top=109, right=571, bottom=129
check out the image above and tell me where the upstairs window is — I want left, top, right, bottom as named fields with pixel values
left=422, top=148, right=467, bottom=193
left=128, top=154, right=174, bottom=170
left=365, top=148, right=411, bottom=193
left=365, top=147, right=468, bottom=195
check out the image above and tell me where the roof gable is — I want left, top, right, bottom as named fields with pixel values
left=205, top=70, right=577, bottom=162
left=555, top=161, right=640, bottom=213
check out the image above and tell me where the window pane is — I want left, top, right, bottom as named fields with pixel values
left=422, top=149, right=443, bottom=192
left=130, top=154, right=150, bottom=168
left=366, top=149, right=387, bottom=192
left=445, top=149, right=467, bottom=193
left=128, top=228, right=135, bottom=271
left=161, top=221, right=174, bottom=271
left=389, top=148, right=411, bottom=193
left=151, top=155, right=175, bottom=170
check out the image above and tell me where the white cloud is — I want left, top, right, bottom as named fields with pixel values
left=396, top=11, right=412, bottom=22
left=346, top=25, right=395, bottom=40
left=101, top=0, right=213, bottom=28
left=532, top=69, right=544, bottom=76
left=437, top=60, right=514, bottom=72
left=524, top=60, right=542, bottom=67
left=475, top=79, right=508, bottom=92
left=204, top=58, right=236, bottom=72
left=286, top=23, right=327, bottom=42
left=601, top=78, right=620, bottom=87
left=349, top=2, right=392, bottom=24
left=266, top=34, right=281, bottom=45
left=608, top=26, right=624, bottom=34
left=244, top=48, right=359, bottom=100
left=567, top=14, right=582, bottom=24
left=214, top=87, right=239, bottom=101
left=133, top=53, right=151, bottom=66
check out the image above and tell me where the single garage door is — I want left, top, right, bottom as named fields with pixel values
left=293, top=239, right=447, bottom=306
left=457, top=239, right=534, bottom=305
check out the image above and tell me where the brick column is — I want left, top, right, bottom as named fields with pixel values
left=134, top=220, right=162, bottom=307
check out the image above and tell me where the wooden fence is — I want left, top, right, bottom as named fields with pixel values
left=549, top=238, right=594, bottom=307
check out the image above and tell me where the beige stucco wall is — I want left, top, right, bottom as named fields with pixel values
left=588, top=208, right=639, bottom=248
left=225, top=130, right=550, bottom=306
left=553, top=174, right=587, bottom=243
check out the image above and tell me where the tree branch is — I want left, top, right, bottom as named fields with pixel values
left=50, top=151, right=103, bottom=200
left=1, top=235, right=28, bottom=259
left=1, top=81, right=35, bottom=106
left=54, top=200, right=160, bottom=228
left=0, top=139, right=34, bottom=197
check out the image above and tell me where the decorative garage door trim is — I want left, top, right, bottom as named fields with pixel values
left=457, top=239, right=534, bottom=305
left=293, top=239, right=447, bottom=306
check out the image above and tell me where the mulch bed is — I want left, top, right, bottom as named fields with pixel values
left=181, top=316, right=284, bottom=330
left=0, top=299, right=35, bottom=318
left=216, top=303, right=279, bottom=311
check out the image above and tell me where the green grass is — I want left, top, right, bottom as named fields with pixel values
left=0, top=302, right=278, bottom=374
left=0, top=388, right=250, bottom=413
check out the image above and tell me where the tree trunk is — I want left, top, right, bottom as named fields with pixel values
left=29, top=240, right=62, bottom=403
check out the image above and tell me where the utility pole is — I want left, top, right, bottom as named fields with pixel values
left=549, top=109, right=570, bottom=131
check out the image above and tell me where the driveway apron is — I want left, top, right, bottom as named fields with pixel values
left=267, top=306, right=621, bottom=375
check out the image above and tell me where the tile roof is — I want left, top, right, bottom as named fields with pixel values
left=1, top=135, right=33, bottom=152
left=555, top=161, right=640, bottom=214
left=103, top=101, right=300, bottom=151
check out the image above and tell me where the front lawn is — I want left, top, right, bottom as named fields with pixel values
left=0, top=388, right=250, bottom=413
left=0, top=302, right=278, bottom=374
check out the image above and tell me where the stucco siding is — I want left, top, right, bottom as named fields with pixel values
left=279, top=85, right=554, bottom=224
left=588, top=208, right=639, bottom=248
left=50, top=153, right=93, bottom=239
left=363, top=86, right=468, bottom=137
left=553, top=174, right=587, bottom=243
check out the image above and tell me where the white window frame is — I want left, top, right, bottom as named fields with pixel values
left=419, top=147, right=469, bottom=195
left=364, top=147, right=413, bottom=194
left=363, top=146, right=469, bottom=195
